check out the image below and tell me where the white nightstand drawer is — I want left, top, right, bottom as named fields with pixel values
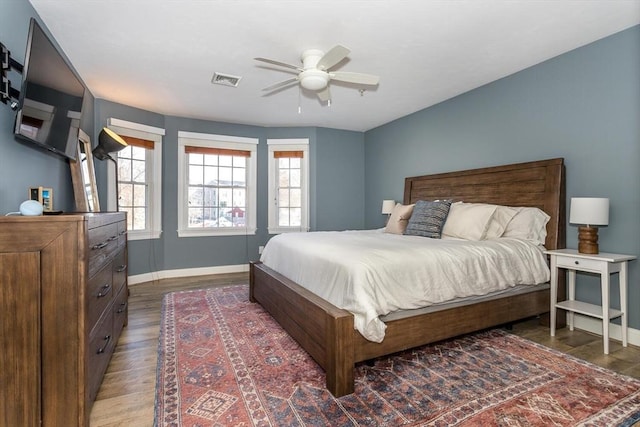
left=555, top=255, right=604, bottom=272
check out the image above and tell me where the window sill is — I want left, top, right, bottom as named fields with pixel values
left=178, top=227, right=257, bottom=238
left=127, top=229, right=162, bottom=241
left=268, top=227, right=310, bottom=235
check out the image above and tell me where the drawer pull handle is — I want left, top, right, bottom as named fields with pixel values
left=117, top=302, right=127, bottom=314
left=574, top=261, right=579, bottom=265
left=107, top=235, right=118, bottom=242
left=119, top=230, right=127, bottom=236
left=115, top=264, right=127, bottom=273
left=97, top=284, right=111, bottom=298
left=92, top=241, right=108, bottom=250
left=97, top=335, right=112, bottom=354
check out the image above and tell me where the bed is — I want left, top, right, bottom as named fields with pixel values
left=249, top=158, right=566, bottom=397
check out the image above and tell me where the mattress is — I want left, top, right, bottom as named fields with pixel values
left=260, top=229, right=550, bottom=342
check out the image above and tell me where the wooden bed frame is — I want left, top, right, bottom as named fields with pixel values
left=250, top=158, right=566, bottom=397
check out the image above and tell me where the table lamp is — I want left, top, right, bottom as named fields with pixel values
left=382, top=200, right=396, bottom=224
left=381, top=200, right=395, bottom=219
left=569, top=197, right=609, bottom=254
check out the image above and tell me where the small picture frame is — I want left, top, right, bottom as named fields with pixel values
left=29, top=186, right=54, bottom=212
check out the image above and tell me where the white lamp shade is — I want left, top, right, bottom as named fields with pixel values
left=569, top=197, right=609, bottom=226
left=381, top=200, right=396, bottom=215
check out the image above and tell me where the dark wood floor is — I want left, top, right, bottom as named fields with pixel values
left=90, top=273, right=640, bottom=426
left=510, top=317, right=640, bottom=379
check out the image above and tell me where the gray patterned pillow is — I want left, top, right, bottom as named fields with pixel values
left=403, top=199, right=452, bottom=238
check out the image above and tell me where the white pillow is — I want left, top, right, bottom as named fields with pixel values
left=484, top=205, right=519, bottom=239
left=384, top=203, right=415, bottom=234
left=441, top=202, right=497, bottom=241
left=502, top=207, right=550, bottom=245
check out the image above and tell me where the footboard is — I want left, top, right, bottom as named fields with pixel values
left=250, top=261, right=356, bottom=396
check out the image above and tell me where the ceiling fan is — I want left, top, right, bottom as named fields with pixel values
left=254, top=45, right=380, bottom=104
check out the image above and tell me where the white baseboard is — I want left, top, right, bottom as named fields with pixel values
left=569, top=313, right=640, bottom=348
left=128, top=264, right=249, bottom=286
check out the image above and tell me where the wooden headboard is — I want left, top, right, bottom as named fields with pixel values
left=403, top=158, right=566, bottom=250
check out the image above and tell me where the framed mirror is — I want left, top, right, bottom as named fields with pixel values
left=70, top=129, right=100, bottom=212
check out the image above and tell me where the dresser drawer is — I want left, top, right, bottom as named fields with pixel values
left=87, top=263, right=113, bottom=335
left=112, top=285, right=128, bottom=346
left=112, top=249, right=128, bottom=296
left=87, top=311, right=115, bottom=406
left=117, top=220, right=127, bottom=249
left=88, top=222, right=119, bottom=278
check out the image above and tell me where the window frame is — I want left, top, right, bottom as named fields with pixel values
left=106, top=118, right=164, bottom=241
left=177, top=131, right=258, bottom=237
left=267, top=138, right=310, bottom=234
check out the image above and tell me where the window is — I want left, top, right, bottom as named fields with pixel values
left=267, top=139, right=309, bottom=234
left=178, top=131, right=258, bottom=237
left=106, top=118, right=164, bottom=240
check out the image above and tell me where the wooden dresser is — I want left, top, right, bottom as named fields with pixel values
left=0, top=212, right=128, bottom=426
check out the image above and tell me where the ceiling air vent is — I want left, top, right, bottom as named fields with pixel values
left=211, top=72, right=242, bottom=87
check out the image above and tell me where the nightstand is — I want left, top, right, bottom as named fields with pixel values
left=545, top=249, right=636, bottom=354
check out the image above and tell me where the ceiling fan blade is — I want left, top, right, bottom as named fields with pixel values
left=262, top=77, right=298, bottom=92
left=316, top=45, right=350, bottom=70
left=330, top=71, right=380, bottom=86
left=316, top=86, right=331, bottom=103
left=254, top=57, right=303, bottom=71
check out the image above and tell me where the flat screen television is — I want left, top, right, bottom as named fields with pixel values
left=14, top=18, right=86, bottom=160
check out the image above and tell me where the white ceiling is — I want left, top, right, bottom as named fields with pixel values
left=28, top=0, right=640, bottom=132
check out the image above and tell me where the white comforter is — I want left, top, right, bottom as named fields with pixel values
left=260, top=229, right=550, bottom=343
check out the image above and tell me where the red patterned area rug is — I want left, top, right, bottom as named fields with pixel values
left=155, top=285, right=640, bottom=426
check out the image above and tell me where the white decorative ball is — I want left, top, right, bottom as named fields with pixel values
left=20, top=200, right=44, bottom=216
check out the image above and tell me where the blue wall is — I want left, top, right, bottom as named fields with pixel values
left=94, top=100, right=366, bottom=275
left=364, top=25, right=640, bottom=329
left=0, top=2, right=94, bottom=214
left=316, top=127, right=365, bottom=231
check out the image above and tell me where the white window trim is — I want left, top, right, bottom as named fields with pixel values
left=267, top=138, right=310, bottom=234
left=106, top=118, right=164, bottom=240
left=177, top=131, right=258, bottom=237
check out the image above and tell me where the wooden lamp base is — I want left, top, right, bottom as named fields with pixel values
left=578, top=225, right=599, bottom=254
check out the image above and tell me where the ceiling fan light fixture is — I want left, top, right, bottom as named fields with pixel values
left=299, top=69, right=329, bottom=91
left=255, top=45, right=379, bottom=105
